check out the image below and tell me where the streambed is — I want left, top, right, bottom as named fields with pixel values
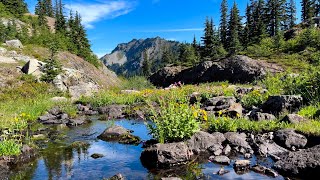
left=9, top=118, right=284, bottom=180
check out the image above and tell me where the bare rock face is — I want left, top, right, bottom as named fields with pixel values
left=274, top=145, right=320, bottom=178
left=149, top=55, right=283, bottom=87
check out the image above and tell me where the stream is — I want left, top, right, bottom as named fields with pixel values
left=9, top=118, right=285, bottom=180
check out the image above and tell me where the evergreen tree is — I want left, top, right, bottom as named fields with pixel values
left=179, top=43, right=199, bottom=65
left=36, top=0, right=48, bottom=27
left=41, top=42, right=62, bottom=83
left=0, top=0, right=28, bottom=16
left=142, top=50, right=151, bottom=76
left=162, top=46, right=176, bottom=65
left=220, top=0, right=228, bottom=48
left=301, top=0, right=316, bottom=22
left=286, top=0, right=297, bottom=29
left=6, top=20, right=18, bottom=39
left=0, top=19, right=6, bottom=42
left=54, top=0, right=66, bottom=33
left=243, top=3, right=253, bottom=46
left=227, top=2, right=242, bottom=55
left=252, top=0, right=267, bottom=42
left=265, top=0, right=287, bottom=36
left=201, top=18, right=223, bottom=60
left=44, top=0, right=54, bottom=17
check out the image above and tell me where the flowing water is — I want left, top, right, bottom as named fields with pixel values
left=10, top=118, right=284, bottom=180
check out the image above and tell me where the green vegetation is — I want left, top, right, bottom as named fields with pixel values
left=147, top=94, right=202, bottom=143
left=0, top=140, right=22, bottom=156
left=41, top=42, right=62, bottom=83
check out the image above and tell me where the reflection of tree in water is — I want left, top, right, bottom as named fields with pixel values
left=41, top=142, right=89, bottom=179
left=9, top=160, right=38, bottom=180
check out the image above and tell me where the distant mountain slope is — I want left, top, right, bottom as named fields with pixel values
left=100, top=37, right=180, bottom=76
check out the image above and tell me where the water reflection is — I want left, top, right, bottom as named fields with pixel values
left=10, top=119, right=284, bottom=180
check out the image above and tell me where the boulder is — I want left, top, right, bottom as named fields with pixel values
left=256, top=142, right=288, bottom=156
left=222, top=144, right=232, bottom=155
left=97, top=105, right=127, bottom=119
left=274, top=129, right=307, bottom=149
left=261, top=95, right=303, bottom=115
left=140, top=142, right=194, bottom=168
left=98, top=125, right=140, bottom=145
left=5, top=39, right=23, bottom=48
left=281, top=114, right=307, bottom=124
left=210, top=155, right=230, bottom=165
left=91, top=153, right=104, bottom=159
left=224, top=132, right=250, bottom=149
left=21, top=59, right=45, bottom=77
left=226, top=103, right=243, bottom=118
left=274, top=145, right=320, bottom=178
left=186, top=131, right=225, bottom=154
left=149, top=55, right=283, bottom=87
left=203, top=96, right=236, bottom=109
left=249, top=111, right=276, bottom=121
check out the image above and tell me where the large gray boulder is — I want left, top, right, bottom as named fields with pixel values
left=21, top=59, right=45, bottom=78
left=186, top=131, right=226, bottom=154
left=224, top=132, right=250, bottom=149
left=261, top=95, right=303, bottom=115
left=249, top=111, right=276, bottom=121
left=281, top=114, right=307, bottom=124
left=5, top=39, right=23, bottom=48
left=274, top=129, right=307, bottom=149
left=140, top=142, right=193, bottom=168
left=149, top=55, right=283, bottom=87
left=274, top=145, right=320, bottom=178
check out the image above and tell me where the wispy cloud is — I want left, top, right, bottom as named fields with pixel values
left=129, top=28, right=203, bottom=33
left=65, top=1, right=135, bottom=29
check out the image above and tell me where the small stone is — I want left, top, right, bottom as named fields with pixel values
left=244, top=153, right=251, bottom=159
left=234, top=160, right=250, bottom=174
left=217, top=167, right=230, bottom=176
left=250, top=165, right=278, bottom=178
left=91, top=153, right=104, bottom=159
left=107, top=173, right=125, bottom=180
left=60, top=113, right=69, bottom=120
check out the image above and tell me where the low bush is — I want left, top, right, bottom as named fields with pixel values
left=0, top=140, right=21, bottom=156
left=147, top=93, right=202, bottom=143
left=240, top=89, right=269, bottom=108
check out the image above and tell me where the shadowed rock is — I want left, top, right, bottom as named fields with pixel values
left=98, top=125, right=140, bottom=145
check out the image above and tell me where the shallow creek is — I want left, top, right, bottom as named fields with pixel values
left=9, top=118, right=285, bottom=180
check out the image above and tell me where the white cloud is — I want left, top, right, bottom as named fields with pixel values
left=65, top=1, right=135, bottom=29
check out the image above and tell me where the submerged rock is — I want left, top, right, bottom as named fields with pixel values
left=274, top=129, right=307, bottom=149
left=98, top=125, right=140, bottom=145
left=250, top=165, right=279, bottom=178
left=274, top=145, right=320, bottom=178
left=91, top=153, right=104, bottom=159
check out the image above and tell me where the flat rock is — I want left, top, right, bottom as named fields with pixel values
left=257, top=142, right=288, bottom=156
left=250, top=165, right=278, bottom=178
left=274, top=129, right=307, bottom=149
left=211, top=155, right=230, bottom=165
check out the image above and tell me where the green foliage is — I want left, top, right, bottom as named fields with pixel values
left=0, top=0, right=28, bottom=17
left=142, top=51, right=151, bottom=76
left=147, top=95, right=201, bottom=143
left=245, top=37, right=275, bottom=57
left=298, top=103, right=320, bottom=119
left=40, top=42, right=63, bottom=83
left=241, top=90, right=269, bottom=109
left=120, top=76, right=155, bottom=90
left=227, top=2, right=242, bottom=55
left=209, top=116, right=287, bottom=133
left=0, top=140, right=21, bottom=156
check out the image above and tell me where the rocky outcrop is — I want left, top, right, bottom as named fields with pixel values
left=186, top=131, right=226, bottom=154
left=38, top=107, right=88, bottom=126
left=101, top=37, right=180, bottom=76
left=274, top=145, right=320, bottom=178
left=97, top=105, right=127, bottom=119
left=274, top=129, right=308, bottom=150
left=98, top=125, right=140, bottom=145
left=5, top=39, right=23, bottom=49
left=149, top=55, right=283, bottom=87
left=261, top=95, right=303, bottom=115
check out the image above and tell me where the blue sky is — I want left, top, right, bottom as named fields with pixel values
left=25, top=0, right=302, bottom=58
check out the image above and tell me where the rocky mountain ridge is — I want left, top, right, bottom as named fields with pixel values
left=100, top=37, right=179, bottom=76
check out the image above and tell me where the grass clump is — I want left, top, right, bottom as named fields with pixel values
left=120, top=76, right=155, bottom=90
left=240, top=89, right=269, bottom=109
left=0, top=140, right=21, bottom=156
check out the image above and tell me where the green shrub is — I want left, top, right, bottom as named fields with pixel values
left=0, top=140, right=21, bottom=156
left=245, top=38, right=275, bottom=57
left=147, top=95, right=201, bottom=143
left=241, top=89, right=269, bottom=108
left=120, top=76, right=155, bottom=90
left=298, top=104, right=320, bottom=119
